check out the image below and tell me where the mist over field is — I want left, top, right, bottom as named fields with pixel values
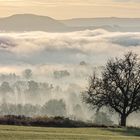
left=0, top=29, right=140, bottom=127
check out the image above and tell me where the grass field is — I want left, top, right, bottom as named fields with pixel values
left=0, top=125, right=139, bottom=140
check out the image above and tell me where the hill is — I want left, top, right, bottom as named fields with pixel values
left=61, top=17, right=140, bottom=32
left=0, top=14, right=67, bottom=32
left=0, top=14, right=140, bottom=32
left=61, top=17, right=140, bottom=27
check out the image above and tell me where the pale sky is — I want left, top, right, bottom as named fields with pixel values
left=0, top=0, right=140, bottom=19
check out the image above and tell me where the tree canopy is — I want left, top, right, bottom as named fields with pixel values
left=83, top=52, right=140, bottom=126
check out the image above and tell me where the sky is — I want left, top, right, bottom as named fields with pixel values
left=0, top=0, right=140, bottom=19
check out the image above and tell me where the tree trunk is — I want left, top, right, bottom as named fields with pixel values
left=120, top=115, right=127, bottom=127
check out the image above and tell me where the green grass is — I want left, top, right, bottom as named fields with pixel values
left=0, top=125, right=139, bottom=140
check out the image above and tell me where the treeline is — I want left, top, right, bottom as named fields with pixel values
left=0, top=115, right=114, bottom=128
left=0, top=102, right=115, bottom=126
left=0, top=99, right=66, bottom=117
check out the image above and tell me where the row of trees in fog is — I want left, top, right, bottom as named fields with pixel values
left=0, top=68, right=72, bottom=83
left=0, top=80, right=54, bottom=96
left=0, top=101, right=113, bottom=126
left=0, top=100, right=66, bottom=117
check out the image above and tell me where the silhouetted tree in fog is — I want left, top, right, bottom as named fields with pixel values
left=42, top=99, right=66, bottom=116
left=53, top=70, right=70, bottom=79
left=26, top=81, right=40, bottom=102
left=23, top=69, right=32, bottom=79
left=0, top=82, right=13, bottom=94
left=83, top=52, right=140, bottom=126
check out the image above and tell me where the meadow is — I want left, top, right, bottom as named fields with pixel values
left=0, top=125, right=139, bottom=140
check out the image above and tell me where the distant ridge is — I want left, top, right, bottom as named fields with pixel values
left=61, top=17, right=140, bottom=27
left=0, top=14, right=140, bottom=32
left=0, top=14, right=67, bottom=32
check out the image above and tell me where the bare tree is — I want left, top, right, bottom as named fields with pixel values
left=83, top=52, right=140, bottom=126
left=23, top=69, right=32, bottom=80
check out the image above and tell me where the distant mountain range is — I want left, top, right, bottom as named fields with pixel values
left=0, top=14, right=140, bottom=32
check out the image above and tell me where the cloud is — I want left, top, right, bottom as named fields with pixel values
left=113, top=0, right=140, bottom=2
left=0, top=29, right=139, bottom=67
left=1, top=0, right=139, bottom=7
left=0, top=0, right=101, bottom=7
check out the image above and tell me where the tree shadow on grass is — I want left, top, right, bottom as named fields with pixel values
left=107, top=127, right=140, bottom=137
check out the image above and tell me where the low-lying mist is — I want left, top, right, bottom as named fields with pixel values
left=0, top=29, right=140, bottom=127
left=0, top=66, right=95, bottom=120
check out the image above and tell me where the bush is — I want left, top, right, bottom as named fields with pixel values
left=0, top=115, right=116, bottom=128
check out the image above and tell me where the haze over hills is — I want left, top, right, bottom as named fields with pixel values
left=0, top=14, right=140, bottom=32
